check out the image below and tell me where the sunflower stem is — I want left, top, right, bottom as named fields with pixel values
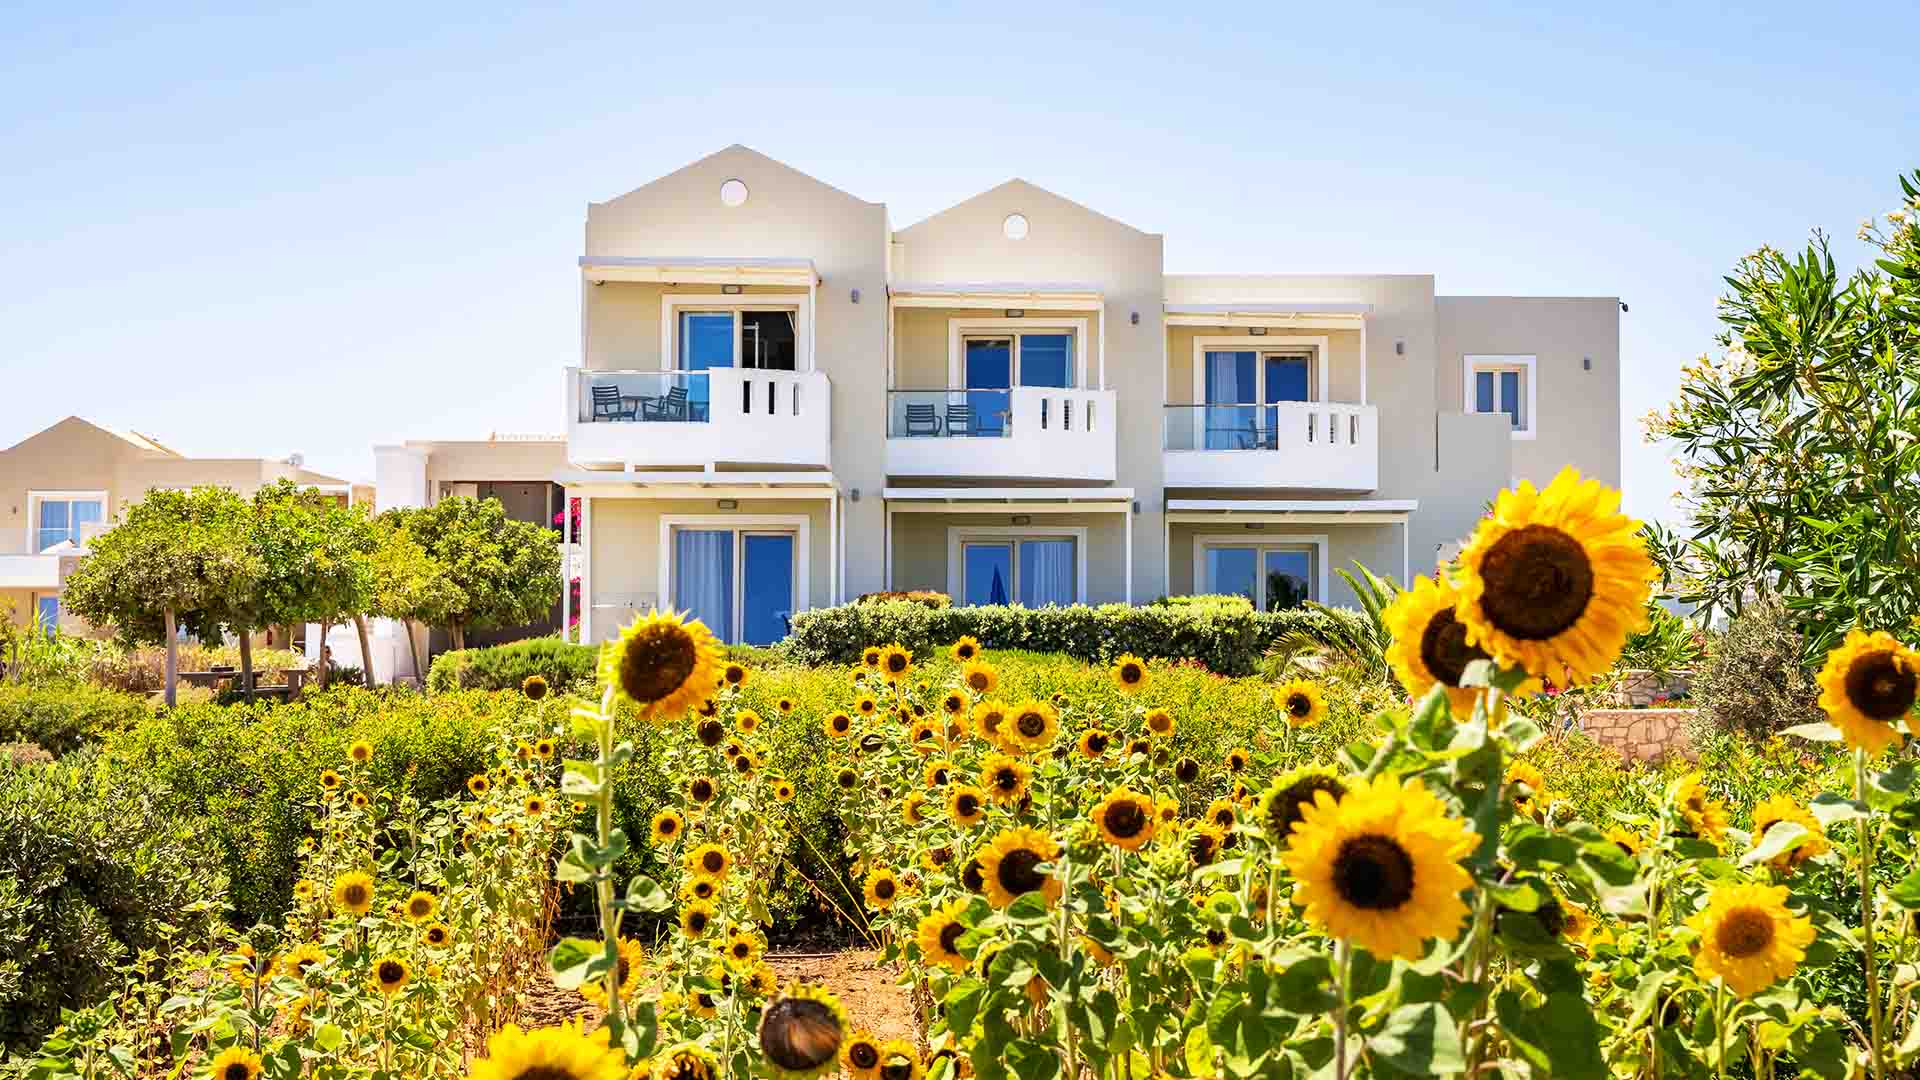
left=1857, top=748, right=1888, bottom=1080
left=1714, top=981, right=1728, bottom=1080
left=594, top=684, right=626, bottom=1042
left=1332, top=939, right=1353, bottom=1080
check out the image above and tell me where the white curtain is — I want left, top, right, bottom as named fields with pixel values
left=674, top=530, right=734, bottom=642
left=1019, top=539, right=1076, bottom=607
left=1205, top=352, right=1250, bottom=450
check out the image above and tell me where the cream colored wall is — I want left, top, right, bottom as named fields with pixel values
left=892, top=306, right=1104, bottom=390
left=888, top=512, right=1130, bottom=605
left=586, top=496, right=833, bottom=643
left=114, top=458, right=270, bottom=501
left=419, top=441, right=570, bottom=491
left=0, top=419, right=133, bottom=550
left=1435, top=296, right=1621, bottom=489
left=1165, top=326, right=1363, bottom=406
left=584, top=283, right=808, bottom=372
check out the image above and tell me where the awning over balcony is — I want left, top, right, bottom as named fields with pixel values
left=554, top=469, right=839, bottom=499
left=883, top=487, right=1133, bottom=513
left=578, top=256, right=820, bottom=287
left=889, top=282, right=1104, bottom=310
left=1165, top=497, right=1415, bottom=524
left=1164, top=301, right=1371, bottom=328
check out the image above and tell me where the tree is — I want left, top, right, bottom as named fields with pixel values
left=382, top=497, right=561, bottom=651
left=61, top=487, right=261, bottom=706
left=247, top=481, right=380, bottom=691
left=1646, top=169, right=1920, bottom=653
left=369, top=522, right=464, bottom=684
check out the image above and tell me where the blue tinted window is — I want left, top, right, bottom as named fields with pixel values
left=964, top=543, right=1013, bottom=606
left=36, top=596, right=59, bottom=634
left=1264, top=549, right=1313, bottom=610
left=1265, top=355, right=1310, bottom=402
left=1018, top=539, right=1075, bottom=606
left=1500, top=370, right=1523, bottom=428
left=1019, top=334, right=1072, bottom=388
left=741, top=534, right=793, bottom=645
left=1474, top=370, right=1495, bottom=412
left=1206, top=547, right=1259, bottom=605
left=964, top=338, right=1012, bottom=388
left=1204, top=351, right=1258, bottom=405
left=679, top=313, right=734, bottom=371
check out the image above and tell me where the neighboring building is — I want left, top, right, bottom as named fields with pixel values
left=0, top=416, right=364, bottom=633
left=387, top=145, right=1622, bottom=651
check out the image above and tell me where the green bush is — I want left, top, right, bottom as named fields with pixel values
left=1691, top=594, right=1822, bottom=739
left=783, top=598, right=1367, bottom=676
left=426, top=637, right=598, bottom=693
left=0, top=750, right=225, bottom=1051
left=0, top=684, right=151, bottom=756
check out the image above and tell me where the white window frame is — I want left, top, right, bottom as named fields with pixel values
left=656, top=514, right=811, bottom=644
left=1463, top=354, right=1537, bottom=440
left=946, top=318, right=1088, bottom=390
left=1190, top=336, right=1329, bottom=405
left=946, top=525, right=1088, bottom=606
left=660, top=294, right=813, bottom=373
left=28, top=489, right=108, bottom=552
left=1192, top=533, right=1328, bottom=609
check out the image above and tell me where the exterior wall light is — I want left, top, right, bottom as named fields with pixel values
left=1011, top=514, right=1032, bottom=526
left=717, top=499, right=739, bottom=510
left=722, top=284, right=743, bottom=295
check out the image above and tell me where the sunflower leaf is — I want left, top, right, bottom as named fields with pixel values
left=1888, top=867, right=1920, bottom=910
left=1741, top=821, right=1809, bottom=866
left=1780, top=721, right=1843, bottom=743
left=1809, top=792, right=1870, bottom=827
left=546, top=936, right=601, bottom=989
left=1369, top=1001, right=1465, bottom=1076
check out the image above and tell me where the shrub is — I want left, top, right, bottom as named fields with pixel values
left=0, top=684, right=151, bottom=756
left=87, top=642, right=305, bottom=694
left=1691, top=593, right=1822, bottom=739
left=426, top=637, right=597, bottom=693
left=854, top=590, right=951, bottom=608
left=0, top=750, right=225, bottom=1051
left=783, top=598, right=1367, bottom=676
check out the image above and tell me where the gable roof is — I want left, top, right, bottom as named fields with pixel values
left=594, top=144, right=879, bottom=209
left=1, top=416, right=183, bottom=456
left=897, top=178, right=1157, bottom=237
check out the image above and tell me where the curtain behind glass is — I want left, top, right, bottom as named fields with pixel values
left=674, top=529, right=734, bottom=642
left=1019, top=539, right=1076, bottom=606
left=1204, top=351, right=1255, bottom=449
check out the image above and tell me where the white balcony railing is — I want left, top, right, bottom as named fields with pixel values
left=566, top=367, right=832, bottom=470
left=1163, top=401, right=1378, bottom=490
left=0, top=522, right=109, bottom=557
left=885, top=386, right=1117, bottom=482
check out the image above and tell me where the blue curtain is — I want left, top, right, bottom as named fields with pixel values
left=963, top=544, right=1012, bottom=606
left=1019, top=539, right=1075, bottom=606
left=1204, top=351, right=1255, bottom=449
left=674, top=530, right=734, bottom=642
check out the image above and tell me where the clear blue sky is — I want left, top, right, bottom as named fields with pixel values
left=3, top=1, right=1913, bottom=523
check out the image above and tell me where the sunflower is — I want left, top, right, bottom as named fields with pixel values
left=1382, top=573, right=1527, bottom=717
left=688, top=776, right=717, bottom=804
left=980, top=754, right=1032, bottom=804
left=680, top=901, right=716, bottom=938
left=746, top=963, right=780, bottom=997
left=972, top=700, right=1011, bottom=744
left=863, top=868, right=903, bottom=911
left=521, top=793, right=548, bottom=816
left=1452, top=467, right=1655, bottom=685
left=207, top=1046, right=263, bottom=1080
left=950, top=659, right=997, bottom=701
left=877, top=644, right=913, bottom=684
left=1109, top=653, right=1150, bottom=693
left=842, top=1031, right=885, bottom=1080
left=1077, top=728, right=1112, bottom=759
left=275, top=942, right=326, bottom=982
left=1173, top=757, right=1201, bottom=784
left=576, top=937, right=646, bottom=1006
left=422, top=922, right=453, bottom=949
left=1751, top=794, right=1830, bottom=873
left=721, top=661, right=749, bottom=688
left=331, top=870, right=375, bottom=916
left=1091, top=788, right=1157, bottom=850
left=1144, top=708, right=1175, bottom=737
left=522, top=674, right=550, bottom=701
left=293, top=878, right=317, bottom=903
left=870, top=1040, right=922, bottom=1080
left=1505, top=761, right=1546, bottom=806
left=914, top=899, right=972, bottom=972
left=1127, top=737, right=1152, bottom=759
left=596, top=610, right=723, bottom=722
left=903, top=793, right=927, bottom=825
left=687, top=843, right=733, bottom=880
left=1672, top=773, right=1730, bottom=844
left=911, top=722, right=940, bottom=748
left=349, top=790, right=370, bottom=809
left=535, top=738, right=556, bottom=760
left=467, top=774, right=491, bottom=797
left=856, top=695, right=879, bottom=716
left=732, top=751, right=758, bottom=778
left=836, top=767, right=860, bottom=791
left=468, top=1020, right=628, bottom=1080
left=348, top=740, right=373, bottom=764
left=824, top=711, right=854, bottom=737
left=1205, top=798, right=1238, bottom=833
left=940, top=690, right=968, bottom=717
left=724, top=929, right=765, bottom=970
left=1225, top=747, right=1250, bottom=773
left=737, top=710, right=762, bottom=734
left=951, top=636, right=982, bottom=662
left=1816, top=629, right=1920, bottom=755
left=1156, top=796, right=1181, bottom=825
left=948, top=785, right=988, bottom=827
left=1281, top=773, right=1478, bottom=961
left=978, top=827, right=1062, bottom=909
left=722, top=738, right=745, bottom=760
left=755, top=985, right=847, bottom=1080
left=403, top=890, right=437, bottom=923
left=1604, top=824, right=1646, bottom=857
left=772, top=778, right=796, bottom=802
left=225, top=942, right=265, bottom=983
left=319, top=769, right=342, bottom=791
left=1187, top=822, right=1227, bottom=867
left=777, top=697, right=797, bottom=715
left=1259, top=767, right=1348, bottom=846
left=1687, top=883, right=1815, bottom=997
left=1002, top=700, right=1060, bottom=753
left=372, top=954, right=411, bottom=995
left=861, top=646, right=884, bottom=670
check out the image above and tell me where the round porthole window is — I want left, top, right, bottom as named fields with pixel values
left=1003, top=213, right=1029, bottom=240
left=720, top=179, right=749, bottom=207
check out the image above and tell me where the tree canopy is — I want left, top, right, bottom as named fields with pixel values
left=381, top=497, right=561, bottom=649
left=61, top=486, right=261, bottom=647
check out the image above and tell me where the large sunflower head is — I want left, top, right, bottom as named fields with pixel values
left=1383, top=574, right=1513, bottom=717
left=275, top=943, right=327, bottom=982
left=1817, top=629, right=1920, bottom=755
left=649, top=809, right=685, bottom=845
left=980, top=753, right=1033, bottom=804
left=959, top=659, right=999, bottom=698
left=1077, top=728, right=1112, bottom=759
left=772, top=778, right=796, bottom=802
left=687, top=843, right=733, bottom=880
left=856, top=695, right=879, bottom=716
left=521, top=674, right=550, bottom=701
left=208, top=1046, right=263, bottom=1080
left=915, top=899, right=972, bottom=972
left=535, top=737, right=556, bottom=761
left=1671, top=773, right=1730, bottom=844
left=972, top=700, right=1011, bottom=744
left=680, top=900, right=715, bottom=937
left=722, top=661, right=749, bottom=688
left=939, top=690, right=968, bottom=718
left=1002, top=699, right=1060, bottom=754
left=736, top=710, right=762, bottom=735
left=948, top=785, right=988, bottom=827
left=372, top=954, right=411, bottom=995
left=977, top=827, right=1062, bottom=909
left=348, top=740, right=374, bottom=764
left=1144, top=708, right=1175, bottom=738
left=757, top=984, right=847, bottom=1080
left=331, top=870, right=375, bottom=916
left=598, top=609, right=723, bottom=722
left=688, top=776, right=717, bottom=804
left=1186, top=822, right=1227, bottom=867
left=951, top=636, right=982, bottom=662
left=725, top=929, right=765, bottom=969
left=1272, top=680, right=1327, bottom=727
left=836, top=767, right=860, bottom=791
left=468, top=1020, right=627, bottom=1080
left=861, top=646, right=884, bottom=670
left=923, top=759, right=955, bottom=788
left=824, top=711, right=854, bottom=738
left=1173, top=757, right=1201, bottom=784
left=1278, top=773, right=1478, bottom=961
left=877, top=644, right=913, bottom=683
left=422, top=922, right=453, bottom=948
left=1686, top=883, right=1816, bottom=997
left=1091, top=787, right=1157, bottom=850
left=863, top=868, right=903, bottom=911
left=1751, top=794, right=1830, bottom=873
left=1109, top=653, right=1150, bottom=693
left=1225, top=747, right=1251, bottom=773
left=842, top=1032, right=885, bottom=1080
left=1452, top=468, right=1655, bottom=685
left=1259, top=766, right=1348, bottom=846
left=403, top=890, right=437, bottom=923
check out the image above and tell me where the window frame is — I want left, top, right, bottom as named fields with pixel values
left=946, top=318, right=1088, bottom=390
left=656, top=514, right=811, bottom=645
left=659, top=294, right=812, bottom=373
left=28, top=490, right=107, bottom=552
left=1192, top=534, right=1328, bottom=610
left=946, top=526, right=1087, bottom=607
left=1190, top=336, right=1328, bottom=406
left=1463, top=354, right=1537, bottom=440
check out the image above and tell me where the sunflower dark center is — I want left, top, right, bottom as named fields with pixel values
left=1716, top=907, right=1776, bottom=958
left=833, top=716, right=850, bottom=732
left=223, top=1065, right=252, bottom=1080
left=660, top=818, right=678, bottom=835
left=697, top=720, right=725, bottom=746
left=1477, top=525, right=1594, bottom=641
left=1189, top=832, right=1218, bottom=864
left=343, top=884, right=369, bottom=906
left=956, top=793, right=979, bottom=816
left=734, top=756, right=753, bottom=774
left=1121, top=663, right=1142, bottom=683
left=692, top=779, right=714, bottom=801
left=963, top=859, right=985, bottom=892
left=701, top=851, right=725, bottom=873
left=881, top=1061, right=914, bottom=1080
left=887, top=654, right=908, bottom=673
left=1268, top=776, right=1346, bottom=838
left=409, top=898, right=431, bottom=916
left=760, top=998, right=842, bottom=1071
left=967, top=672, right=989, bottom=691
left=688, top=912, right=709, bottom=932
left=618, top=624, right=699, bottom=704
left=993, top=769, right=1018, bottom=792
left=1175, top=759, right=1200, bottom=783
left=1212, top=807, right=1233, bottom=828
left=726, top=665, right=745, bottom=684
left=1285, top=693, right=1313, bottom=717
left=839, top=770, right=858, bottom=788
left=1017, top=712, right=1046, bottom=737
left=1332, top=834, right=1416, bottom=910
left=378, top=961, right=405, bottom=983
left=938, top=921, right=967, bottom=954
left=428, top=928, right=447, bottom=943
left=1419, top=608, right=1487, bottom=687
left=848, top=1042, right=880, bottom=1069
left=1086, top=732, right=1109, bottom=753
left=996, top=849, right=1047, bottom=895
left=1103, top=800, right=1147, bottom=838
left=1846, top=650, right=1918, bottom=720
left=875, top=878, right=896, bottom=899
left=1205, top=927, right=1227, bottom=946
left=931, top=768, right=950, bottom=785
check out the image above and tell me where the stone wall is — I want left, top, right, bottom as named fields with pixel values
left=1580, top=708, right=1695, bottom=763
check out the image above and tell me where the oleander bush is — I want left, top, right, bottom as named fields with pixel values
left=0, top=684, right=151, bottom=757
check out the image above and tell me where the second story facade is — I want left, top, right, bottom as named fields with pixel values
left=559, top=146, right=1621, bottom=645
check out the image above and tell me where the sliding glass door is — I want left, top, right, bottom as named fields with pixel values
left=672, top=527, right=797, bottom=646
left=1202, top=350, right=1313, bottom=450
left=960, top=536, right=1076, bottom=607
left=1203, top=542, right=1316, bottom=610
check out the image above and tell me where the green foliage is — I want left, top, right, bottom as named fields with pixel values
left=1617, top=602, right=1705, bottom=681
left=0, top=750, right=225, bottom=1051
left=60, top=487, right=262, bottom=645
left=381, top=497, right=562, bottom=649
left=426, top=637, right=599, bottom=693
left=0, top=686, right=150, bottom=757
left=1648, top=170, right=1920, bottom=651
left=1692, top=593, right=1823, bottom=739
left=783, top=598, right=1369, bottom=676
left=244, top=480, right=380, bottom=633
left=1263, top=563, right=1400, bottom=684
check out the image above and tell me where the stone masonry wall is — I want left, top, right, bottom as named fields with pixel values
left=1581, top=708, right=1695, bottom=763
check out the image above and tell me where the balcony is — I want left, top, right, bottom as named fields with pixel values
left=565, top=367, right=832, bottom=470
left=1163, top=402, right=1378, bottom=490
left=884, top=387, right=1118, bottom=482
left=0, top=524, right=104, bottom=590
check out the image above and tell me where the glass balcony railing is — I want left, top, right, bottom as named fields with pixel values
left=886, top=390, right=1014, bottom=438
left=577, top=371, right=710, bottom=424
left=1163, top=403, right=1363, bottom=451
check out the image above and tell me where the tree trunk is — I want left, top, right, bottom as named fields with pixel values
left=163, top=609, right=178, bottom=708
left=353, top=615, right=374, bottom=689
left=402, top=619, right=423, bottom=688
left=238, top=629, right=254, bottom=704
left=451, top=622, right=466, bottom=651
left=316, top=621, right=331, bottom=690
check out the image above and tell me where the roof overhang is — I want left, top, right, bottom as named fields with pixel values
left=579, top=256, right=820, bottom=287
left=885, top=487, right=1133, bottom=514
left=1165, top=498, right=1416, bottom=525
left=890, top=282, right=1104, bottom=311
left=554, top=469, right=839, bottom=499
left=1164, top=302, right=1370, bottom=329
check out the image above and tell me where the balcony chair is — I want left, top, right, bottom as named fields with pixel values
left=590, top=383, right=636, bottom=421
left=945, top=403, right=976, bottom=437
left=642, top=385, right=690, bottom=422
left=904, top=403, right=941, bottom=436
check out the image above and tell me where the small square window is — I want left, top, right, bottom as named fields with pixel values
left=1466, top=356, right=1535, bottom=438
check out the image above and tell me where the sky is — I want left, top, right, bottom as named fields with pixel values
left=2, top=1, right=1914, bottom=524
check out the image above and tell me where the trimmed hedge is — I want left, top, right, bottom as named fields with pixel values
left=426, top=637, right=599, bottom=693
left=782, top=598, right=1368, bottom=676
left=0, top=684, right=151, bottom=757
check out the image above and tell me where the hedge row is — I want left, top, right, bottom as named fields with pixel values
left=425, top=637, right=600, bottom=694
left=0, top=684, right=152, bottom=757
left=783, top=598, right=1367, bottom=676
